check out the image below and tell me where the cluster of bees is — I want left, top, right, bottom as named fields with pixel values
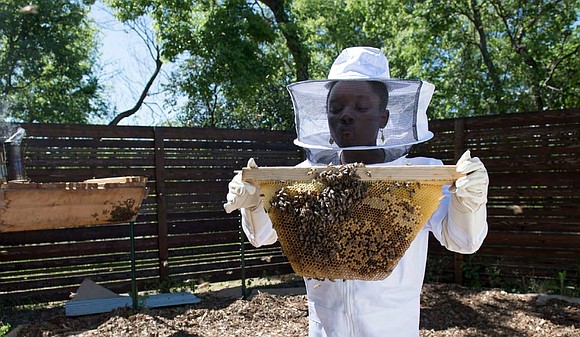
left=269, top=163, right=368, bottom=228
left=263, top=164, right=443, bottom=281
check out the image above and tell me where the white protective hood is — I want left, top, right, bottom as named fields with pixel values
left=287, top=47, right=435, bottom=163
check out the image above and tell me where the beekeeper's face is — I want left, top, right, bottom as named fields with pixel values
left=327, top=81, right=388, bottom=148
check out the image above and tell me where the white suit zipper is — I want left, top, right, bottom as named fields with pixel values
left=345, top=281, right=355, bottom=336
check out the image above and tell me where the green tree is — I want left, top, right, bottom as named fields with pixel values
left=0, top=0, right=109, bottom=123
left=294, top=0, right=579, bottom=117
left=166, top=0, right=293, bottom=129
left=409, top=0, right=579, bottom=117
left=108, top=0, right=301, bottom=130
left=492, top=0, right=579, bottom=111
left=108, top=0, right=579, bottom=127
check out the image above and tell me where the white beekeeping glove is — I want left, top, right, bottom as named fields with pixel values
left=223, top=158, right=277, bottom=247
left=440, top=150, right=489, bottom=253
left=449, top=150, right=489, bottom=212
left=223, top=158, right=261, bottom=213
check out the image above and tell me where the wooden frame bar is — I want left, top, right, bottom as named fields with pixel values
left=242, top=165, right=463, bottom=184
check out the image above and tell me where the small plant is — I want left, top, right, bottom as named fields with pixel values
left=462, top=256, right=482, bottom=288
left=157, top=277, right=202, bottom=294
left=424, top=255, right=453, bottom=283
left=127, top=291, right=149, bottom=311
left=485, top=264, right=502, bottom=289
left=547, top=271, right=579, bottom=297
left=175, top=279, right=197, bottom=293
left=158, top=277, right=176, bottom=293
left=0, top=322, right=11, bottom=337
left=556, top=271, right=567, bottom=295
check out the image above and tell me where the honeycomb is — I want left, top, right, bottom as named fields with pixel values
left=259, top=164, right=445, bottom=281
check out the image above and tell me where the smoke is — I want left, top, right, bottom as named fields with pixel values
left=0, top=99, right=23, bottom=142
left=5, top=127, right=26, bottom=145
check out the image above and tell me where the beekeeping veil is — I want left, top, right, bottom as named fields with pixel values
left=287, top=47, right=435, bottom=164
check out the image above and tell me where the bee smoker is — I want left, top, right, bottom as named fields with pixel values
left=3, top=127, right=26, bottom=182
left=0, top=145, right=6, bottom=183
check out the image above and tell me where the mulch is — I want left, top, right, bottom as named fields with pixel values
left=2, top=283, right=579, bottom=337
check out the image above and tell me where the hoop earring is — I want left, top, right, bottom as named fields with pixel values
left=329, top=137, right=334, bottom=145
left=380, top=129, right=385, bottom=142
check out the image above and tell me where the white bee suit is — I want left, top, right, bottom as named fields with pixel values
left=224, top=47, right=489, bottom=337
left=239, top=155, right=488, bottom=337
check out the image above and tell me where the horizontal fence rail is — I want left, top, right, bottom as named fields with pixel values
left=0, top=108, right=578, bottom=304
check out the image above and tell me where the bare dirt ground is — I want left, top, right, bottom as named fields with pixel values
left=2, top=281, right=579, bottom=337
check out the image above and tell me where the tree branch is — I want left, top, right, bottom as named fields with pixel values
left=259, top=0, right=310, bottom=81
left=109, top=46, right=163, bottom=125
left=543, top=43, right=580, bottom=88
left=470, top=0, right=505, bottom=113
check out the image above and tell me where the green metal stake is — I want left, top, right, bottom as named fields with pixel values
left=130, top=221, right=138, bottom=310
left=240, top=221, right=247, bottom=299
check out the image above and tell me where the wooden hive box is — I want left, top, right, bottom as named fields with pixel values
left=0, top=176, right=149, bottom=233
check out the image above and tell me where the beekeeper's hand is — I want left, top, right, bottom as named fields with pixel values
left=439, top=151, right=489, bottom=253
left=223, top=158, right=261, bottom=213
left=449, top=150, right=489, bottom=212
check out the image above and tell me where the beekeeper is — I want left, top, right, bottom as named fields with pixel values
left=224, top=46, right=489, bottom=337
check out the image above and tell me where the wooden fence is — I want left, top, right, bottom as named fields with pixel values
left=0, top=125, right=303, bottom=304
left=413, top=108, right=580, bottom=291
left=0, top=108, right=578, bottom=304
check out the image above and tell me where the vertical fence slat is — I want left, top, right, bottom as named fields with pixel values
left=154, top=127, right=169, bottom=281
left=453, top=118, right=466, bottom=284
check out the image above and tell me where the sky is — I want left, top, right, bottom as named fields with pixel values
left=89, top=1, right=174, bottom=126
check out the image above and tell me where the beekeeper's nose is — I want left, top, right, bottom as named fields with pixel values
left=340, top=109, right=354, bottom=124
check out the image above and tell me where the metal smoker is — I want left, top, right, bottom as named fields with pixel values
left=2, top=127, right=26, bottom=182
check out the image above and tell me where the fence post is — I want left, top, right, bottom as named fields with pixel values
left=453, top=118, right=465, bottom=285
left=154, top=127, right=169, bottom=282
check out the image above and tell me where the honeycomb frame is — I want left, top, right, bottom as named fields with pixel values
left=243, top=164, right=461, bottom=281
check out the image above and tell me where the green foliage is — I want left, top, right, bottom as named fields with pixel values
left=496, top=269, right=580, bottom=297
left=1, top=0, right=577, bottom=126
left=424, top=254, right=453, bottom=283
left=294, top=0, right=408, bottom=79
left=0, top=322, right=10, bottom=337
left=485, top=264, right=503, bottom=289
left=284, top=0, right=579, bottom=119
left=546, top=270, right=580, bottom=297
left=461, top=255, right=482, bottom=288
left=157, top=277, right=175, bottom=294
left=157, top=276, right=198, bottom=293
left=161, top=0, right=294, bottom=129
left=0, top=0, right=110, bottom=123
left=108, top=0, right=579, bottom=127
left=408, top=0, right=580, bottom=117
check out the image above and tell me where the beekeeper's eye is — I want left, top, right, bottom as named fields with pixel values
left=328, top=103, right=344, bottom=115
left=355, top=104, right=369, bottom=113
